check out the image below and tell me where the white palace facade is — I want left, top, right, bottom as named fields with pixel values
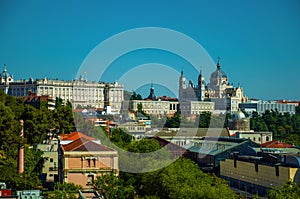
left=0, top=65, right=124, bottom=114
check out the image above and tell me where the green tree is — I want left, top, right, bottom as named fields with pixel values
left=130, top=92, right=143, bottom=100
left=94, top=172, right=131, bottom=199
left=164, top=111, right=181, bottom=128
left=0, top=102, right=22, bottom=154
left=0, top=146, right=44, bottom=191
left=199, top=112, right=211, bottom=128
left=52, top=103, right=76, bottom=134
left=47, top=182, right=82, bottom=199
left=268, top=181, right=300, bottom=199
left=22, top=105, right=50, bottom=144
left=110, top=128, right=132, bottom=148
left=140, top=158, right=237, bottom=199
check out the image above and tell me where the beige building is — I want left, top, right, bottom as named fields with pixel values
left=129, top=99, right=179, bottom=116
left=35, top=140, right=59, bottom=187
left=146, top=128, right=229, bottom=147
left=0, top=65, right=124, bottom=113
left=61, top=137, right=118, bottom=189
left=180, top=101, right=214, bottom=116
left=118, top=122, right=147, bottom=140
left=235, top=131, right=273, bottom=144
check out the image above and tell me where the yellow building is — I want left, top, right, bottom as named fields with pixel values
left=220, top=156, right=300, bottom=197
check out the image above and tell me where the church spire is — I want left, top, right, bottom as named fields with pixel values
left=217, top=56, right=221, bottom=69
left=200, top=66, right=203, bottom=76
left=181, top=67, right=183, bottom=76
left=3, top=64, right=7, bottom=72
left=147, top=82, right=156, bottom=101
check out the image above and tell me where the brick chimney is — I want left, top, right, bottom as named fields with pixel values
left=18, top=119, right=24, bottom=174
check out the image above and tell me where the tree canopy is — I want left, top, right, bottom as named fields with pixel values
left=0, top=90, right=76, bottom=192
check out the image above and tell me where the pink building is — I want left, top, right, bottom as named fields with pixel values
left=61, top=137, right=118, bottom=189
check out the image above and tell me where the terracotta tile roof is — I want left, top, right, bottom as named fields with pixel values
left=60, top=132, right=95, bottom=141
left=62, top=137, right=114, bottom=152
left=262, top=140, right=293, bottom=148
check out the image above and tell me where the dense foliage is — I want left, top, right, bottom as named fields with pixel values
left=45, top=182, right=82, bottom=199
left=251, top=109, right=300, bottom=146
left=0, top=89, right=75, bottom=192
left=130, top=91, right=143, bottom=100
left=104, top=130, right=237, bottom=199
left=160, top=111, right=231, bottom=128
left=268, top=181, right=300, bottom=199
left=153, top=106, right=300, bottom=146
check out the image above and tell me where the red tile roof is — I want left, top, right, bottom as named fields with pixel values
left=60, top=132, right=95, bottom=141
left=262, top=140, right=293, bottom=148
left=62, top=137, right=114, bottom=152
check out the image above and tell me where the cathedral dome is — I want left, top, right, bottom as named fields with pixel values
left=209, top=57, right=227, bottom=86
left=0, top=64, right=13, bottom=80
left=210, top=68, right=227, bottom=79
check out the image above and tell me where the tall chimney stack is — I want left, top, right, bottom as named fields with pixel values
left=18, top=119, right=24, bottom=174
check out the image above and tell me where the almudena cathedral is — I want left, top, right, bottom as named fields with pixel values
left=0, top=64, right=124, bottom=114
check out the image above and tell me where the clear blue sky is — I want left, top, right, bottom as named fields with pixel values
left=0, top=0, right=299, bottom=100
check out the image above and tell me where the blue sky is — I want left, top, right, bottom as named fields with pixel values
left=0, top=0, right=299, bottom=100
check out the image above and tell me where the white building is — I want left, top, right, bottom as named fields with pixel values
left=0, top=65, right=124, bottom=113
left=239, top=100, right=296, bottom=115
left=129, top=99, right=179, bottom=116
left=180, top=100, right=214, bottom=116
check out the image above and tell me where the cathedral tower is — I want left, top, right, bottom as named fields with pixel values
left=179, top=68, right=186, bottom=100
left=197, top=68, right=206, bottom=101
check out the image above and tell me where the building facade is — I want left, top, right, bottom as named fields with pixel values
left=0, top=65, right=124, bottom=113
left=234, top=132, right=273, bottom=145
left=239, top=100, right=296, bottom=115
left=179, top=58, right=247, bottom=111
left=180, top=101, right=214, bottom=116
left=220, top=156, right=300, bottom=197
left=61, top=137, right=118, bottom=189
left=23, top=91, right=55, bottom=110
left=129, top=99, right=179, bottom=116
left=35, top=140, right=59, bottom=188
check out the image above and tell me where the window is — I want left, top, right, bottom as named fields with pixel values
left=275, top=165, right=279, bottom=176
left=92, top=159, right=96, bottom=167
left=87, top=175, right=94, bottom=185
left=87, top=159, right=91, bottom=168
left=255, top=162, right=258, bottom=172
left=50, top=158, right=53, bottom=163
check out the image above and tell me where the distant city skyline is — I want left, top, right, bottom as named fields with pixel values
left=0, top=0, right=299, bottom=100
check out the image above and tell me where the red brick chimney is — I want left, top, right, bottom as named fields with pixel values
left=18, top=119, right=24, bottom=174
